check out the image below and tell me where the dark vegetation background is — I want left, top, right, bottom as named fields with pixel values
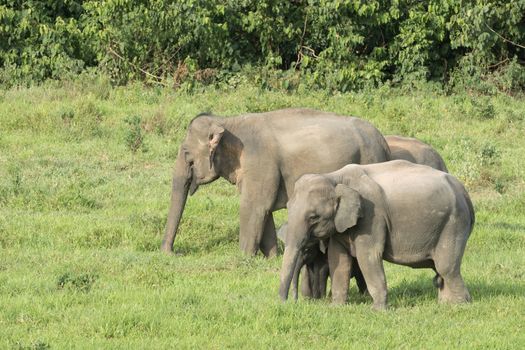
left=1, top=0, right=524, bottom=93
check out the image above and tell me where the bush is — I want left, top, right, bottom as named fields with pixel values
left=0, top=0, right=524, bottom=92
left=124, top=115, right=147, bottom=154
left=56, top=271, right=98, bottom=293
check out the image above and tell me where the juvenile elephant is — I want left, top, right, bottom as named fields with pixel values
left=293, top=135, right=449, bottom=299
left=161, top=108, right=391, bottom=256
left=279, top=160, right=475, bottom=310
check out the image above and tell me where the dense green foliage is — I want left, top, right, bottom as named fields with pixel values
left=1, top=0, right=524, bottom=91
left=1, top=81, right=524, bottom=348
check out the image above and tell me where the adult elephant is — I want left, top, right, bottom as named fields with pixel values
left=161, top=108, right=391, bottom=257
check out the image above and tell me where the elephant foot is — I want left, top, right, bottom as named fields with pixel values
left=372, top=302, right=388, bottom=311
left=331, top=296, right=347, bottom=305
left=239, top=241, right=259, bottom=257
left=437, top=281, right=471, bottom=304
left=263, top=246, right=278, bottom=258
left=438, top=289, right=471, bottom=304
left=160, top=245, right=175, bottom=255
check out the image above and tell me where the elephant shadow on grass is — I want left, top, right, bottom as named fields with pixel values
left=467, top=279, right=525, bottom=301
left=387, top=278, right=438, bottom=308
left=490, top=222, right=525, bottom=232
left=174, top=226, right=240, bottom=255
left=384, top=274, right=525, bottom=308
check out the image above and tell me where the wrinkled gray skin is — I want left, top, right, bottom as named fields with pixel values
left=161, top=108, right=390, bottom=256
left=386, top=135, right=448, bottom=172
left=280, top=160, right=474, bottom=310
left=296, top=135, right=449, bottom=299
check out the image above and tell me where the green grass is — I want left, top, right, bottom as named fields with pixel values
left=1, top=79, right=524, bottom=349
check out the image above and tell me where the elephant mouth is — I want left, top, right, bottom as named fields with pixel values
left=196, top=175, right=209, bottom=182
left=196, top=174, right=219, bottom=185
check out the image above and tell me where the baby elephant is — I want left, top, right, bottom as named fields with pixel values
left=277, top=223, right=367, bottom=300
left=279, top=160, right=475, bottom=310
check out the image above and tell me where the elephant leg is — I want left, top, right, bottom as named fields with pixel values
left=238, top=175, right=279, bottom=257
left=328, top=239, right=351, bottom=304
left=311, top=252, right=329, bottom=298
left=434, top=259, right=470, bottom=304
left=351, top=257, right=368, bottom=295
left=311, top=263, right=323, bottom=299
left=318, top=258, right=329, bottom=299
left=433, top=248, right=471, bottom=303
left=260, top=212, right=278, bottom=258
left=300, top=265, right=314, bottom=298
left=433, top=224, right=471, bottom=304
left=300, top=245, right=328, bottom=299
left=355, top=245, right=388, bottom=311
left=436, top=272, right=470, bottom=304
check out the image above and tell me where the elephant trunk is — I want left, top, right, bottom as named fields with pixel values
left=291, top=252, right=305, bottom=301
left=279, top=217, right=308, bottom=301
left=279, top=245, right=301, bottom=301
left=160, top=151, right=192, bottom=253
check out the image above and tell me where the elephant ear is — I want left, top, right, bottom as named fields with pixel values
left=208, top=123, right=224, bottom=168
left=334, top=184, right=363, bottom=233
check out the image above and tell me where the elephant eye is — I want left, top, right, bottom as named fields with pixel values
left=308, top=214, right=320, bottom=223
left=183, top=151, right=194, bottom=165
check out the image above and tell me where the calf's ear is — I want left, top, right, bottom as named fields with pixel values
left=334, top=184, right=362, bottom=233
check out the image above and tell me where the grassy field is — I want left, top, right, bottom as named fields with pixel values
left=1, top=78, right=524, bottom=349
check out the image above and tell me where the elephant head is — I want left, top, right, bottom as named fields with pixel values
left=161, top=114, right=235, bottom=253
left=279, top=174, right=364, bottom=301
left=181, top=115, right=226, bottom=193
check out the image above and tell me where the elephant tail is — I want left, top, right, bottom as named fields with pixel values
left=433, top=274, right=444, bottom=289
left=463, top=187, right=475, bottom=234
left=448, top=175, right=475, bottom=236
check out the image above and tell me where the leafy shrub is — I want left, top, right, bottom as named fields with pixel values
left=480, top=143, right=499, bottom=166
left=124, top=115, right=147, bottom=154
left=56, top=271, right=98, bottom=293
left=475, top=98, right=496, bottom=120
left=0, top=1, right=524, bottom=92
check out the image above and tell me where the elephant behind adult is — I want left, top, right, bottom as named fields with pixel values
left=161, top=108, right=391, bottom=256
left=386, top=135, right=448, bottom=172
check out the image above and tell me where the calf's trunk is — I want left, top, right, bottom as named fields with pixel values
left=279, top=246, right=301, bottom=301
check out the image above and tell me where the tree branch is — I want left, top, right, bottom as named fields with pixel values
left=107, top=44, right=170, bottom=86
left=485, top=24, right=525, bottom=49
left=488, top=57, right=509, bottom=69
